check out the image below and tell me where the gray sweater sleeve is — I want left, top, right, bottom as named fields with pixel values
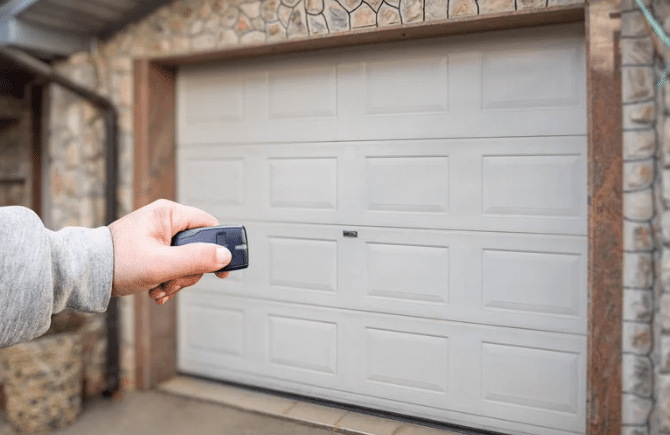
left=0, top=206, right=113, bottom=348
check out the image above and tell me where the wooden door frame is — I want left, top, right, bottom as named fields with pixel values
left=133, top=3, right=622, bottom=434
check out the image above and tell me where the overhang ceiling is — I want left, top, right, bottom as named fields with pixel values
left=0, top=0, right=174, bottom=58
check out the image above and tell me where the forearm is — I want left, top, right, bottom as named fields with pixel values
left=0, top=207, right=113, bottom=348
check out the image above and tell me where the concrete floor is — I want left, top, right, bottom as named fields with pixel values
left=0, top=390, right=339, bottom=435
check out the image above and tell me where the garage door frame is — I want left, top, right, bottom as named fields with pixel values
left=131, top=3, right=622, bottom=435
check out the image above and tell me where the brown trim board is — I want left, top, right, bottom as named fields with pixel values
left=586, top=1, right=622, bottom=434
left=133, top=59, right=178, bottom=389
left=133, top=4, right=622, bottom=435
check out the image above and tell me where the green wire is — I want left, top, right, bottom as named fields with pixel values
left=635, top=0, right=670, bottom=88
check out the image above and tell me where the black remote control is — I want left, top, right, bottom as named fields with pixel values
left=171, top=225, right=249, bottom=272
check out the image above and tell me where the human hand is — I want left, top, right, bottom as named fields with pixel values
left=107, top=199, right=232, bottom=304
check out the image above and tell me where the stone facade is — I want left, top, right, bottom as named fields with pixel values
left=621, top=1, right=670, bottom=434
left=0, top=332, right=83, bottom=433
left=0, top=94, right=33, bottom=210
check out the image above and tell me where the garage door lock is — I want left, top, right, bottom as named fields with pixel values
left=343, top=230, right=358, bottom=238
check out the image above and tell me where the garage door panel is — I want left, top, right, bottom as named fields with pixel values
left=475, top=330, right=586, bottom=433
left=179, top=295, right=586, bottom=434
left=365, top=156, right=450, bottom=214
left=267, top=65, right=338, bottom=120
left=268, top=236, right=338, bottom=293
left=363, top=55, right=449, bottom=115
left=366, top=242, right=450, bottom=304
left=179, top=137, right=586, bottom=235
left=482, top=249, right=581, bottom=316
left=482, top=154, right=583, bottom=218
left=177, top=24, right=585, bottom=145
left=268, top=315, right=338, bottom=375
left=481, top=45, right=581, bottom=111
left=268, top=157, right=338, bottom=210
left=195, top=222, right=585, bottom=334
left=481, top=342, right=579, bottom=414
left=354, top=226, right=587, bottom=334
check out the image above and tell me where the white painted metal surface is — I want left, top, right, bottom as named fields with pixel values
left=176, top=23, right=587, bottom=435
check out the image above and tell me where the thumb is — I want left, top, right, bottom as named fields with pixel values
left=158, top=243, right=232, bottom=281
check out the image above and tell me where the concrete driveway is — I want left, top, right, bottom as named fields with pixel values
left=0, top=390, right=340, bottom=435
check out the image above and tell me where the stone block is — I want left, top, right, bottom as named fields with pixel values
left=222, top=6, right=239, bottom=27
left=308, top=14, right=329, bottom=34
left=400, top=0, right=423, bottom=23
left=623, top=67, right=654, bottom=103
left=624, top=130, right=654, bottom=160
left=547, top=0, right=583, bottom=4
left=622, top=10, right=650, bottom=37
left=624, top=220, right=654, bottom=251
left=379, top=3, right=401, bottom=25
left=622, top=321, right=652, bottom=354
left=287, top=7, right=308, bottom=38
left=241, top=30, right=266, bottom=44
left=622, top=354, right=652, bottom=397
left=241, top=1, right=262, bottom=18
left=205, top=14, right=222, bottom=32
left=624, top=189, right=654, bottom=221
left=662, top=248, right=670, bottom=290
left=624, top=252, right=652, bottom=288
left=664, top=169, right=670, bottom=205
left=278, top=4, right=292, bottom=27
left=621, top=0, right=649, bottom=11
left=622, top=393, right=653, bottom=425
left=305, top=0, right=325, bottom=14
left=478, top=0, right=514, bottom=14
left=517, top=0, right=544, bottom=9
left=621, top=426, right=649, bottom=435
left=662, top=293, right=670, bottom=331
left=622, top=37, right=654, bottom=66
left=62, top=170, right=78, bottom=197
left=368, top=0, right=383, bottom=11
left=262, top=0, right=280, bottom=21
left=624, top=101, right=655, bottom=129
left=624, top=288, right=653, bottom=322
left=663, top=211, right=670, bottom=243
left=217, top=29, right=239, bottom=46
left=662, top=335, right=670, bottom=372
left=624, top=159, right=654, bottom=191
left=192, top=33, right=216, bottom=51
left=340, top=0, right=362, bottom=11
left=236, top=13, right=252, bottom=33
left=325, top=0, right=349, bottom=32
left=172, top=36, right=191, bottom=53
left=352, top=3, right=376, bottom=28
left=658, top=374, right=670, bottom=431
left=190, top=19, right=205, bottom=35
left=266, top=21, right=286, bottom=41
left=425, top=0, right=447, bottom=20
left=66, top=104, right=81, bottom=135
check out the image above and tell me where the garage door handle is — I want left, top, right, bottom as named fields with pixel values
left=343, top=231, right=358, bottom=238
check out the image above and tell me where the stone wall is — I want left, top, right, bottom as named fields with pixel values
left=0, top=92, right=33, bottom=408
left=0, top=93, right=33, bottom=210
left=49, top=0, right=585, bottom=395
left=620, top=1, right=670, bottom=434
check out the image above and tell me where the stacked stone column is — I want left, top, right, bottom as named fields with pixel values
left=622, top=1, right=664, bottom=434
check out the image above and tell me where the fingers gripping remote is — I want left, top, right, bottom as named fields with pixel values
left=171, top=225, right=249, bottom=272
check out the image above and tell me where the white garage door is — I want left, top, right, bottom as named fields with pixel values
left=176, top=23, right=587, bottom=435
